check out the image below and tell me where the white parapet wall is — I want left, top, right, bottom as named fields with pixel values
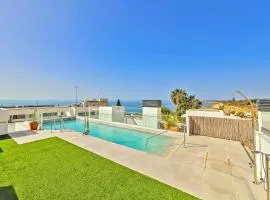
left=0, top=108, right=9, bottom=135
left=142, top=107, right=161, bottom=129
left=258, top=111, right=270, bottom=132
left=99, top=106, right=112, bottom=122
left=112, top=106, right=125, bottom=123
left=256, top=132, right=270, bottom=186
left=185, top=109, right=225, bottom=118
left=255, top=111, right=270, bottom=188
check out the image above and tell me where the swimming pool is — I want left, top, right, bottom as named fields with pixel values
left=42, top=119, right=178, bottom=156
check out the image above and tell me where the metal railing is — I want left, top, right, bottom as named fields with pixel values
left=145, top=130, right=167, bottom=148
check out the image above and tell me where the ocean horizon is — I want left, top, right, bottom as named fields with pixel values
left=0, top=99, right=212, bottom=114
left=0, top=99, right=174, bottom=114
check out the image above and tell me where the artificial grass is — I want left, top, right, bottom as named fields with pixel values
left=0, top=135, right=198, bottom=200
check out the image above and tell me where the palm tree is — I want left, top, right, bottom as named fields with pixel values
left=189, top=95, right=202, bottom=108
left=170, top=89, right=202, bottom=116
left=170, top=89, right=180, bottom=106
left=170, top=89, right=187, bottom=106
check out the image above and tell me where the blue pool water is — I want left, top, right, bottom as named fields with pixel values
left=42, top=120, right=178, bottom=155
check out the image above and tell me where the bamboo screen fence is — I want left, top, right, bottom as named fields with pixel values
left=188, top=116, right=253, bottom=143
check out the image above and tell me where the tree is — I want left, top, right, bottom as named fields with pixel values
left=170, top=89, right=182, bottom=105
left=170, top=89, right=202, bottom=116
left=116, top=99, right=122, bottom=106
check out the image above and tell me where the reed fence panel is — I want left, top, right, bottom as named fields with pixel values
left=189, top=116, right=253, bottom=142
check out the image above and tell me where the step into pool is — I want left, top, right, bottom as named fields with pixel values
left=42, top=119, right=179, bottom=156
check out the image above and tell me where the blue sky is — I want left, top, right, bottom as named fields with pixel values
left=0, top=0, right=269, bottom=101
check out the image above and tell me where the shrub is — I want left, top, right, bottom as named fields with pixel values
left=235, top=111, right=245, bottom=118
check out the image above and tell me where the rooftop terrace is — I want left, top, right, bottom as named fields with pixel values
left=1, top=122, right=266, bottom=200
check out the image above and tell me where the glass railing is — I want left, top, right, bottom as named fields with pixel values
left=262, top=126, right=270, bottom=136
left=86, top=112, right=186, bottom=132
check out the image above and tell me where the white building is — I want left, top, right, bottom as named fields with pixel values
left=255, top=99, right=270, bottom=191
left=7, top=106, right=77, bottom=122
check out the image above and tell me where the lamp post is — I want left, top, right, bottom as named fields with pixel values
left=75, top=86, right=78, bottom=104
left=234, top=90, right=258, bottom=184
left=83, top=99, right=89, bottom=135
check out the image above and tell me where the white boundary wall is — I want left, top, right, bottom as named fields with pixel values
left=99, top=106, right=112, bottom=122
left=0, top=108, right=8, bottom=135
left=99, top=106, right=126, bottom=122
left=258, top=111, right=270, bottom=132
left=112, top=106, right=125, bottom=123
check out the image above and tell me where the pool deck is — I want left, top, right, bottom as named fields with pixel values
left=7, top=122, right=266, bottom=200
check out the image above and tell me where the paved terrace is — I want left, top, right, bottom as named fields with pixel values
left=8, top=123, right=266, bottom=200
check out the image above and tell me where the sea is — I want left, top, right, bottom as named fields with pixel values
left=0, top=100, right=212, bottom=114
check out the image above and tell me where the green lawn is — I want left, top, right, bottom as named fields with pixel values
left=0, top=135, right=198, bottom=200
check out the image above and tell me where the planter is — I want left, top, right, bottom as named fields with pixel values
left=29, top=121, right=39, bottom=130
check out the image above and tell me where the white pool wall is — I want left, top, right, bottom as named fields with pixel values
left=99, top=106, right=113, bottom=122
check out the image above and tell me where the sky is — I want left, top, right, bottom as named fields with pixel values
left=0, top=0, right=269, bottom=101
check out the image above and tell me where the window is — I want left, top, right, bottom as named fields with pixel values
left=78, top=112, right=85, bottom=116
left=12, top=115, right=25, bottom=120
left=78, top=112, right=89, bottom=116
left=28, top=114, right=33, bottom=118
left=43, top=112, right=58, bottom=117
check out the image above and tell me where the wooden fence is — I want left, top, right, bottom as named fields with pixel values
left=188, top=116, right=253, bottom=142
